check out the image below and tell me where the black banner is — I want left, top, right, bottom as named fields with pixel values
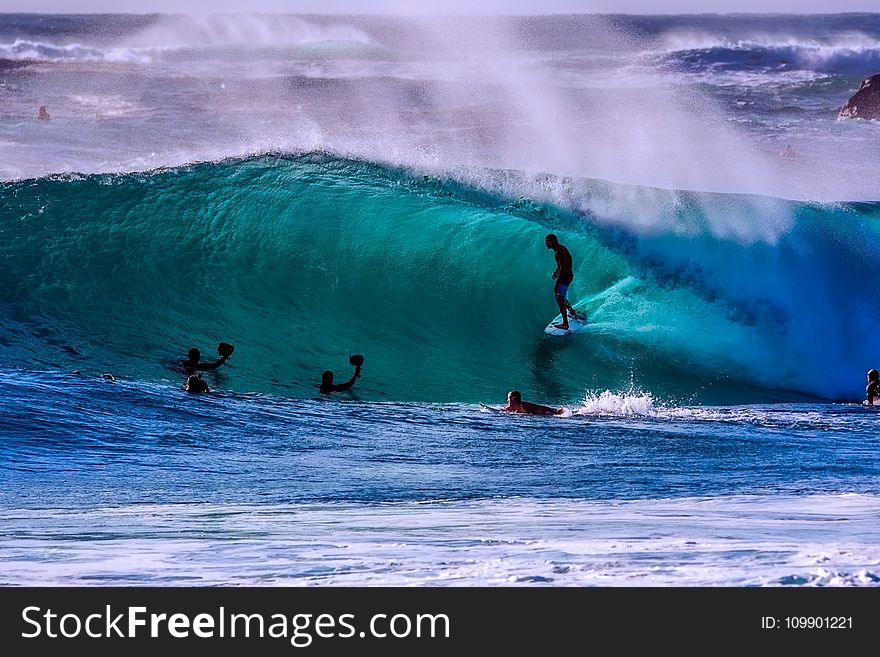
left=0, top=587, right=872, bottom=653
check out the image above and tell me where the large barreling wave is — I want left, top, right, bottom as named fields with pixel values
left=2, top=153, right=879, bottom=403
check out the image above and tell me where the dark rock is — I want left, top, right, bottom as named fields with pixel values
left=839, top=73, right=880, bottom=120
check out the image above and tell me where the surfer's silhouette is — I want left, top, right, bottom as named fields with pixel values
left=865, top=368, right=880, bottom=405
left=178, top=342, right=234, bottom=374
left=320, top=354, right=364, bottom=393
left=545, top=234, right=585, bottom=331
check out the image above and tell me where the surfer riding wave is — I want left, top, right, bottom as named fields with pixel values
left=545, top=233, right=585, bottom=331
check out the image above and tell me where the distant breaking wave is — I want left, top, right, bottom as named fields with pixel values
left=0, top=16, right=380, bottom=64
left=0, top=39, right=154, bottom=63
left=660, top=30, right=880, bottom=52
left=655, top=31, right=880, bottom=73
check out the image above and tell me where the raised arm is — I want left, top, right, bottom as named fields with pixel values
left=197, top=354, right=229, bottom=370
left=331, top=365, right=362, bottom=392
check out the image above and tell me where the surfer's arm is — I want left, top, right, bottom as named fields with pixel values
left=333, top=366, right=361, bottom=391
left=197, top=355, right=228, bottom=370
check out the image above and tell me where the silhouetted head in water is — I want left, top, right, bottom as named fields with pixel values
left=868, top=369, right=879, bottom=383
left=188, top=348, right=201, bottom=363
left=321, top=370, right=335, bottom=388
left=185, top=374, right=209, bottom=393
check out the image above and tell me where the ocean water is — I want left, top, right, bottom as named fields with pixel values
left=1, top=13, right=879, bottom=587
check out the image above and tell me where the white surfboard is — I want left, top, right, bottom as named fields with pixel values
left=544, top=315, right=588, bottom=336
left=542, top=276, right=636, bottom=337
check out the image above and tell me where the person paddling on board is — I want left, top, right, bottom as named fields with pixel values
left=545, top=233, right=584, bottom=330
left=865, top=368, right=880, bottom=405
left=503, top=390, right=564, bottom=416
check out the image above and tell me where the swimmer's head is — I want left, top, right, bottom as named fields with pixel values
left=185, top=374, right=209, bottom=393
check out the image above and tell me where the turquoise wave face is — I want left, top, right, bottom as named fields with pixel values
left=1, top=153, right=879, bottom=403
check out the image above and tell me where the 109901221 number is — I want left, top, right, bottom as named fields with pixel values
left=784, top=617, right=852, bottom=629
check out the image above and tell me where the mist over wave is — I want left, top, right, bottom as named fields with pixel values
left=2, top=14, right=879, bottom=200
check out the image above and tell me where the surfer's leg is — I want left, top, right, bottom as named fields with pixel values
left=558, top=278, right=583, bottom=320
left=554, top=282, right=570, bottom=329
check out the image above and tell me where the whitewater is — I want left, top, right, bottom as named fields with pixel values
left=1, top=12, right=879, bottom=587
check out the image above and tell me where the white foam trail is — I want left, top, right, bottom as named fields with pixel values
left=2, top=495, right=878, bottom=586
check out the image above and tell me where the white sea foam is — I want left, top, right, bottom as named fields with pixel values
left=574, top=390, right=659, bottom=417
left=2, top=495, right=877, bottom=586
left=681, top=69, right=827, bottom=88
